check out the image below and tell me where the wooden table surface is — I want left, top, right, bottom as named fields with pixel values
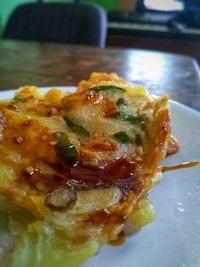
left=0, top=40, right=200, bottom=111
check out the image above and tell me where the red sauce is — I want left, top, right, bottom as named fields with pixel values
left=162, top=161, right=199, bottom=172
left=22, top=159, right=141, bottom=197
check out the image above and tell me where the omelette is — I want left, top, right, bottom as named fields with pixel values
left=0, top=73, right=179, bottom=267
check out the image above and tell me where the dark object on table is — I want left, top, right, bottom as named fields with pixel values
left=3, top=2, right=107, bottom=48
left=174, top=10, right=200, bottom=28
left=108, top=10, right=174, bottom=25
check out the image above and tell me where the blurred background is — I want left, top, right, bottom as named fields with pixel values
left=1, top=0, right=200, bottom=60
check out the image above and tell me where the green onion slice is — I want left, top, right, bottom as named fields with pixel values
left=135, top=133, right=143, bottom=145
left=113, top=131, right=131, bottom=144
left=13, top=95, right=23, bottom=101
left=117, top=98, right=128, bottom=106
left=56, top=133, right=77, bottom=162
left=89, top=85, right=126, bottom=93
left=64, top=116, right=90, bottom=137
left=118, top=112, right=147, bottom=124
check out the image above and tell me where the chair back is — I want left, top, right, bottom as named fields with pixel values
left=3, top=2, right=107, bottom=47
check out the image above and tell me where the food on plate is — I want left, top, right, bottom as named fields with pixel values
left=0, top=72, right=180, bottom=267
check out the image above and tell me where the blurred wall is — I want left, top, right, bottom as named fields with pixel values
left=0, top=0, right=36, bottom=35
left=86, top=0, right=118, bottom=10
left=119, top=0, right=137, bottom=11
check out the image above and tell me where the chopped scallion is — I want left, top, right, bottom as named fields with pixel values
left=13, top=95, right=23, bottom=101
left=118, top=112, right=147, bottom=124
left=113, top=131, right=131, bottom=144
left=89, top=85, right=126, bottom=93
left=135, top=133, right=143, bottom=145
left=64, top=116, right=90, bottom=137
left=117, top=98, right=128, bottom=107
left=56, top=133, right=77, bottom=162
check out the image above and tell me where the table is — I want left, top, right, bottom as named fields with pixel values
left=0, top=40, right=200, bottom=111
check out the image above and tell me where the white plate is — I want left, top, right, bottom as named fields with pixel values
left=0, top=87, right=200, bottom=267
